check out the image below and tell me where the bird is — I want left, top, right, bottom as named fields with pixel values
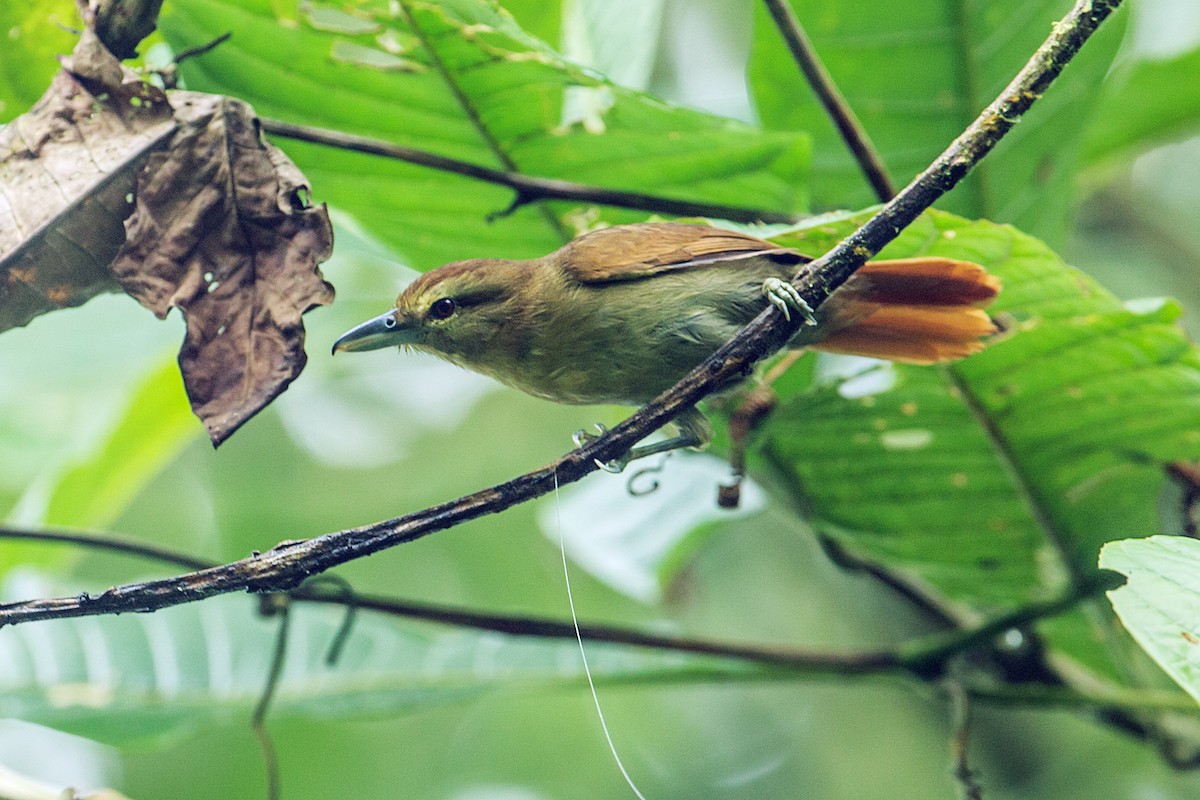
left=333, top=222, right=1000, bottom=470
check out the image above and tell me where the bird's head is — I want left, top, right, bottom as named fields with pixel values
left=332, top=258, right=526, bottom=365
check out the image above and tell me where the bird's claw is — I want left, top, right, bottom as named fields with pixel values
left=762, top=277, right=817, bottom=326
left=572, top=422, right=608, bottom=448
left=572, top=424, right=628, bottom=472
left=596, top=455, right=628, bottom=474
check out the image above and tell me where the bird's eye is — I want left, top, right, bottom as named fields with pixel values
left=429, top=297, right=457, bottom=320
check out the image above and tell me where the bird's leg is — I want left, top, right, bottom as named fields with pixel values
left=717, top=386, right=778, bottom=508
left=762, top=277, right=818, bottom=326
left=717, top=350, right=808, bottom=508
left=573, top=407, right=712, bottom=473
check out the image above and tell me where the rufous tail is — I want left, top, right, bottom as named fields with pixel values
left=811, top=258, right=1001, bottom=365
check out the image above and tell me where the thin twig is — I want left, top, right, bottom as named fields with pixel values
left=947, top=679, right=985, bottom=800
left=964, top=683, right=1200, bottom=714
left=895, top=571, right=1123, bottom=679
left=4, top=525, right=1195, bottom=717
left=260, top=119, right=799, bottom=225
left=174, top=31, right=232, bottom=64
left=0, top=0, right=1124, bottom=631
left=761, top=0, right=896, bottom=202
left=397, top=0, right=572, bottom=240
left=252, top=596, right=290, bottom=800
left=0, top=523, right=1115, bottom=678
left=0, top=527, right=216, bottom=571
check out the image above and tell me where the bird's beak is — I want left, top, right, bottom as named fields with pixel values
left=332, top=310, right=412, bottom=354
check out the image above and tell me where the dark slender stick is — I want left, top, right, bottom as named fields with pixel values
left=260, top=119, right=798, bottom=225
left=0, top=524, right=1115, bottom=679
left=298, top=573, right=1115, bottom=677
left=0, top=527, right=216, bottom=571
left=394, top=0, right=572, bottom=241
left=0, top=0, right=1123, bottom=630
left=299, top=588, right=898, bottom=674
left=946, top=679, right=985, bottom=800
left=174, top=31, right=231, bottom=63
left=251, top=597, right=289, bottom=800
left=761, top=0, right=896, bottom=202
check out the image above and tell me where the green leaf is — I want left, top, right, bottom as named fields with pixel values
left=160, top=0, right=810, bottom=269
left=561, top=0, right=665, bottom=90
left=1082, top=46, right=1200, bottom=168
left=43, top=357, right=199, bottom=529
left=1101, top=536, right=1200, bottom=706
left=497, top=0, right=561, bottom=45
left=0, top=0, right=78, bottom=122
left=0, top=583, right=747, bottom=746
left=0, top=294, right=184, bottom=570
left=748, top=0, right=1125, bottom=244
left=559, top=0, right=666, bottom=131
left=756, top=210, right=1200, bottom=692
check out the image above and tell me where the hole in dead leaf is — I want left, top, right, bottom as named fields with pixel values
left=217, top=325, right=227, bottom=336
left=288, top=187, right=311, bottom=210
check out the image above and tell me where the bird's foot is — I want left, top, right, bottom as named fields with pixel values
left=572, top=424, right=629, bottom=473
left=762, top=277, right=817, bottom=326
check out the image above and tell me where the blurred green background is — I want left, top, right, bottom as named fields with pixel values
left=3, top=0, right=1200, bottom=798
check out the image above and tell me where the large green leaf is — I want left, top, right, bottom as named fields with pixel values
left=159, top=0, right=810, bottom=270
left=748, top=0, right=1125, bottom=244
left=1082, top=45, right=1200, bottom=169
left=1102, top=536, right=1200, bottom=706
left=0, top=0, right=78, bottom=122
left=0, top=580, right=745, bottom=746
left=42, top=358, right=199, bottom=530
left=753, top=210, right=1200, bottom=697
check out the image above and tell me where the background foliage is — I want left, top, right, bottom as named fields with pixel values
left=3, top=0, right=1200, bottom=798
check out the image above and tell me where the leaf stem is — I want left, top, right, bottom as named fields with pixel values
left=260, top=119, right=799, bottom=225
left=5, top=521, right=1194, bottom=717
left=760, top=0, right=896, bottom=202
left=0, top=525, right=1117, bottom=679
left=396, top=0, right=571, bottom=240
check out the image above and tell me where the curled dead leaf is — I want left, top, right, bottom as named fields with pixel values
left=112, top=92, right=335, bottom=445
left=0, top=29, right=335, bottom=446
left=0, top=28, right=174, bottom=332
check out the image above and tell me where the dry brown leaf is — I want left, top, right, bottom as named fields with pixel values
left=0, top=28, right=175, bottom=332
left=1, top=29, right=335, bottom=446
left=112, top=92, right=334, bottom=445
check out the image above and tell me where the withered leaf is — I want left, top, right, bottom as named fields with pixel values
left=1, top=29, right=335, bottom=446
left=0, top=29, right=175, bottom=332
left=111, top=93, right=335, bottom=446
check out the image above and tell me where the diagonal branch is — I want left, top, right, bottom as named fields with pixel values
left=761, top=0, right=896, bottom=202
left=0, top=0, right=1124, bottom=630
left=260, top=119, right=799, bottom=225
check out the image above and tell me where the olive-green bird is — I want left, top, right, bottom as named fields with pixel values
left=333, top=222, right=999, bottom=468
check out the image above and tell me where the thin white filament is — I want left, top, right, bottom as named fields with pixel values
left=553, top=470, right=649, bottom=800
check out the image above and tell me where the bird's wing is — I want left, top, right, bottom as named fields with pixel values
left=559, top=222, right=806, bottom=284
